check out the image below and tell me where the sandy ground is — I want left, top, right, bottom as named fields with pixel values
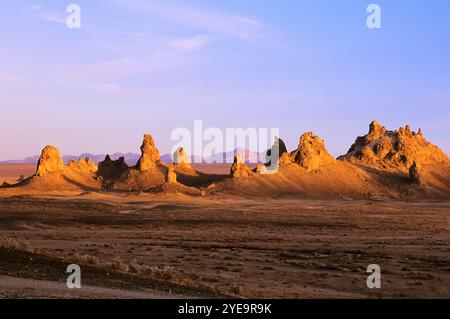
left=0, top=164, right=35, bottom=184
left=0, top=163, right=246, bottom=183
left=0, top=193, right=449, bottom=299
left=0, top=276, right=184, bottom=299
left=0, top=246, right=214, bottom=299
left=193, top=163, right=257, bottom=175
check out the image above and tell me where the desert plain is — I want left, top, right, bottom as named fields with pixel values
left=0, top=121, right=449, bottom=299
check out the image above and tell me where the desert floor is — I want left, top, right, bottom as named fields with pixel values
left=0, top=164, right=449, bottom=299
left=0, top=164, right=35, bottom=185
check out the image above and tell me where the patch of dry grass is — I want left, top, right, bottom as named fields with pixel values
left=230, top=282, right=241, bottom=295
left=0, top=237, right=35, bottom=253
left=107, top=256, right=129, bottom=273
left=128, top=258, right=175, bottom=280
left=74, top=253, right=100, bottom=266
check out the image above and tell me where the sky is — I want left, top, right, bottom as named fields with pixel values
left=1, top=0, right=449, bottom=160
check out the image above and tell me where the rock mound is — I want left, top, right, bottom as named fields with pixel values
left=107, top=135, right=166, bottom=191
left=166, top=167, right=177, bottom=183
left=339, top=121, right=449, bottom=170
left=137, top=134, right=160, bottom=171
left=36, top=146, right=98, bottom=177
left=113, top=168, right=165, bottom=191
left=173, top=147, right=191, bottom=168
left=266, top=137, right=289, bottom=165
left=409, top=161, right=422, bottom=185
left=98, top=155, right=129, bottom=180
left=290, top=132, right=335, bottom=172
left=9, top=145, right=103, bottom=192
left=148, top=181, right=204, bottom=196
left=255, top=164, right=268, bottom=174
left=230, top=154, right=254, bottom=178
left=1, top=182, right=12, bottom=188
left=35, top=146, right=65, bottom=177
left=68, top=157, right=98, bottom=174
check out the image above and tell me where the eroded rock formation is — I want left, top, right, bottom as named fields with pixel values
left=68, top=157, right=97, bottom=174
left=35, top=146, right=65, bottom=177
left=230, top=154, right=254, bottom=178
left=98, top=155, right=129, bottom=179
left=137, top=134, right=160, bottom=172
left=255, top=164, right=268, bottom=174
left=290, top=132, right=335, bottom=172
left=266, top=137, right=289, bottom=166
left=173, top=147, right=191, bottom=168
left=409, top=161, right=422, bottom=184
left=166, top=167, right=177, bottom=183
left=339, top=121, right=449, bottom=169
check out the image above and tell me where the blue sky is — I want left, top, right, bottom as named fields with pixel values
left=1, top=0, right=449, bottom=159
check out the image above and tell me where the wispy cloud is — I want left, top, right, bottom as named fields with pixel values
left=29, top=5, right=66, bottom=24
left=66, top=32, right=211, bottom=79
left=61, top=53, right=195, bottom=79
left=115, top=0, right=268, bottom=40
left=61, top=58, right=140, bottom=79
left=88, top=32, right=211, bottom=54
left=28, top=1, right=264, bottom=90
left=165, top=35, right=212, bottom=51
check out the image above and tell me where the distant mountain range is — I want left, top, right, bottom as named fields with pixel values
left=0, top=153, right=141, bottom=165
left=0, top=148, right=266, bottom=165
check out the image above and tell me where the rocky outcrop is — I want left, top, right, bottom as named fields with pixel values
left=230, top=154, right=254, bottom=178
left=173, top=147, right=191, bottom=168
left=266, top=137, right=289, bottom=166
left=68, top=157, right=97, bottom=174
left=290, top=132, right=335, bottom=172
left=255, top=164, right=268, bottom=174
left=1, top=182, right=11, bottom=188
left=339, top=121, right=449, bottom=170
left=35, top=146, right=65, bottom=177
left=106, top=134, right=165, bottom=191
left=278, top=153, right=293, bottom=166
left=137, top=134, right=160, bottom=172
left=166, top=167, right=177, bottom=183
left=98, top=155, right=129, bottom=180
left=409, top=161, right=422, bottom=184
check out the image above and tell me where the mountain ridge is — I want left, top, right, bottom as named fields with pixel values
left=0, top=149, right=265, bottom=165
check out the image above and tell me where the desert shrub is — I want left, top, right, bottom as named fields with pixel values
left=108, top=256, right=129, bottom=273
left=230, top=282, right=241, bottom=295
left=141, top=265, right=159, bottom=278
left=0, top=237, right=34, bottom=253
left=128, top=258, right=142, bottom=274
left=136, top=264, right=175, bottom=280
left=160, top=265, right=175, bottom=279
left=74, top=253, right=100, bottom=266
left=117, top=257, right=176, bottom=280
left=198, top=282, right=217, bottom=294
